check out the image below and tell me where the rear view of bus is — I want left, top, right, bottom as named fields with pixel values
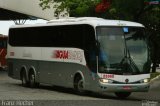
left=96, top=26, right=151, bottom=98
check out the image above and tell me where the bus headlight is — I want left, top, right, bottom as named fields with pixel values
left=141, top=79, right=150, bottom=83
left=99, top=79, right=113, bottom=83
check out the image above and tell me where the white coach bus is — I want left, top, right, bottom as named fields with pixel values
left=7, top=17, right=151, bottom=98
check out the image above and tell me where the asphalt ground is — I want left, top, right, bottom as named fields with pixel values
left=0, top=70, right=159, bottom=106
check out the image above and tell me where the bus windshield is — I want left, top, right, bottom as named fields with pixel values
left=97, top=27, right=150, bottom=75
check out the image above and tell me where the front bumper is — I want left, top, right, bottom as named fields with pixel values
left=97, top=83, right=150, bottom=92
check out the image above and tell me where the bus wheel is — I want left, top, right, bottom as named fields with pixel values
left=115, top=92, right=131, bottom=98
left=29, top=72, right=36, bottom=88
left=74, top=76, right=85, bottom=95
left=21, top=71, right=29, bottom=87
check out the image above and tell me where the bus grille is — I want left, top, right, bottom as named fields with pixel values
left=112, top=80, right=141, bottom=84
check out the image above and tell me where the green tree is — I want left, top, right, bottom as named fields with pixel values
left=39, top=0, right=100, bottom=17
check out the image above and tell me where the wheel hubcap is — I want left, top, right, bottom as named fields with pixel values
left=78, top=80, right=84, bottom=91
left=30, top=75, right=34, bottom=83
left=22, top=74, right=26, bottom=84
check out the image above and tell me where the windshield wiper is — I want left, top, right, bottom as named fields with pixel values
left=108, top=35, right=141, bottom=74
left=118, top=34, right=141, bottom=74
left=127, top=49, right=140, bottom=74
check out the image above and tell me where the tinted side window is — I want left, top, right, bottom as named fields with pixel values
left=9, top=24, right=95, bottom=49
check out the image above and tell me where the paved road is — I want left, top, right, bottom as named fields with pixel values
left=0, top=71, right=159, bottom=106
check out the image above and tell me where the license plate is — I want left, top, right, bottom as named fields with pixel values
left=123, top=86, right=131, bottom=90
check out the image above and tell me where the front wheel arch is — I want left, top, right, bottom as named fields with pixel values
left=74, top=73, right=85, bottom=95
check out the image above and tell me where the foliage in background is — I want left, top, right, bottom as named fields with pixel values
left=39, top=0, right=100, bottom=17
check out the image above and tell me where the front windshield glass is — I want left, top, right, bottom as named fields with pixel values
left=97, top=27, right=150, bottom=75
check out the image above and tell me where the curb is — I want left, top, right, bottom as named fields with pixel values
left=150, top=74, right=160, bottom=83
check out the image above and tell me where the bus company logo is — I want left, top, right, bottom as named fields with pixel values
left=125, top=79, right=129, bottom=83
left=54, top=50, right=68, bottom=59
left=53, top=50, right=83, bottom=62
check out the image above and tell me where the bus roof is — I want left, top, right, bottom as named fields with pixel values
left=48, top=17, right=144, bottom=27
left=10, top=17, right=144, bottom=29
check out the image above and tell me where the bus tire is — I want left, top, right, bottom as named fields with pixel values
left=29, top=72, right=37, bottom=88
left=74, top=75, right=85, bottom=95
left=21, top=71, right=29, bottom=87
left=115, top=92, right=131, bottom=98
